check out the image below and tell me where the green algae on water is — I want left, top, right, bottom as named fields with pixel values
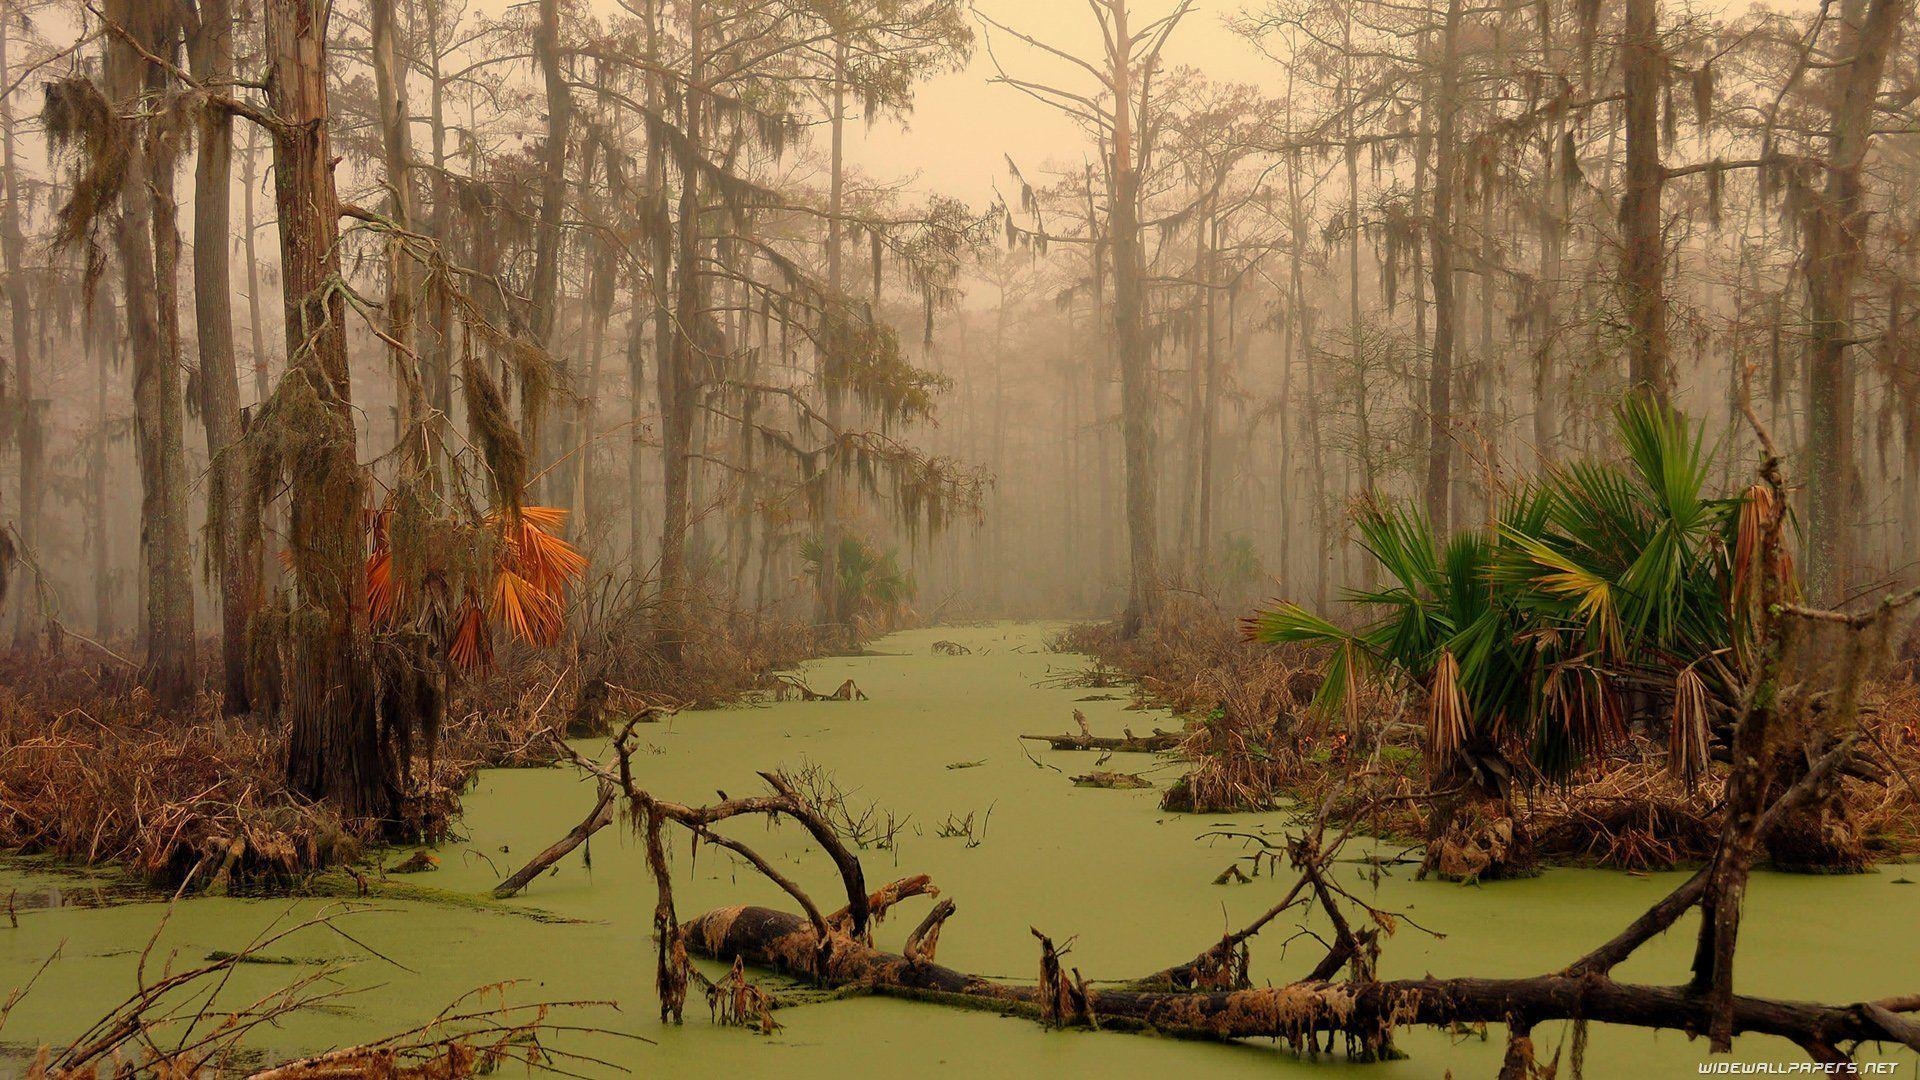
left=0, top=623, right=1914, bottom=1078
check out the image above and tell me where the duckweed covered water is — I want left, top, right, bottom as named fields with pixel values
left=2, top=623, right=1915, bottom=1077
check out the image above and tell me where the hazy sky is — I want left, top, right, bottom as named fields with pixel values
left=526, top=0, right=1799, bottom=212
left=480, top=0, right=1280, bottom=210
left=848, top=0, right=1274, bottom=209
left=842, top=0, right=1795, bottom=210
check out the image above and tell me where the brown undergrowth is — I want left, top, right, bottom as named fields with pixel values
left=560, top=590, right=827, bottom=732
left=0, top=602, right=828, bottom=893
left=0, top=651, right=398, bottom=892
left=1056, top=598, right=1920, bottom=872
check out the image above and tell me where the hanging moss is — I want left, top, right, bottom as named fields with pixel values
left=461, top=334, right=530, bottom=513
left=41, top=76, right=127, bottom=299
left=817, top=305, right=948, bottom=426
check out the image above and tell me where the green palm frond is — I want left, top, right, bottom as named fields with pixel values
left=1245, top=602, right=1357, bottom=648
left=1244, top=394, right=1770, bottom=784
left=1354, top=501, right=1441, bottom=595
left=1617, top=395, right=1713, bottom=533
left=1503, top=528, right=1624, bottom=655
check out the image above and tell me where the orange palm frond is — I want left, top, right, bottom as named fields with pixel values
left=516, top=520, right=587, bottom=593
left=367, top=548, right=399, bottom=626
left=449, top=601, right=492, bottom=670
left=515, top=505, right=568, bottom=531
left=491, top=569, right=565, bottom=647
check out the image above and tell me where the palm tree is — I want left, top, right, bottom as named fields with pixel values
left=1248, top=398, right=1763, bottom=790
left=801, top=534, right=916, bottom=638
left=367, top=504, right=587, bottom=672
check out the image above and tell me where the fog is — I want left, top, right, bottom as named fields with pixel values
left=0, top=0, right=1908, bottom=666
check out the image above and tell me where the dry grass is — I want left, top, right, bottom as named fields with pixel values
left=561, top=588, right=826, bottom=732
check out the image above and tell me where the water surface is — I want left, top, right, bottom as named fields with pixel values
left=3, top=623, right=1914, bottom=1076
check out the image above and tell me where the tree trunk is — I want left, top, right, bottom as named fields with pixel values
left=1804, top=0, right=1910, bottom=606
left=1620, top=0, right=1670, bottom=403
left=633, top=0, right=668, bottom=590
left=1534, top=61, right=1566, bottom=463
left=1195, top=215, right=1221, bottom=567
left=423, top=0, right=455, bottom=421
left=242, top=125, right=271, bottom=405
left=1177, top=202, right=1208, bottom=569
left=372, top=0, right=428, bottom=479
left=817, top=46, right=849, bottom=635
left=266, top=0, right=388, bottom=820
left=657, top=0, right=704, bottom=661
left=91, top=296, right=118, bottom=637
left=106, top=3, right=196, bottom=701
left=0, top=16, right=36, bottom=602
left=686, top=904, right=1919, bottom=1055
left=530, top=0, right=573, bottom=505
left=1425, top=0, right=1463, bottom=535
left=189, top=0, right=256, bottom=713
left=1108, top=0, right=1159, bottom=637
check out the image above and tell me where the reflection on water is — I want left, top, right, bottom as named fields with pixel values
left=0, top=623, right=1914, bottom=1077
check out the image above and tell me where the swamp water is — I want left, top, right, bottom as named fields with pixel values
left=1, top=622, right=1915, bottom=1077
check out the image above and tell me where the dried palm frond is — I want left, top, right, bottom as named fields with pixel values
left=492, top=569, right=565, bottom=648
left=448, top=602, right=492, bottom=671
left=1533, top=655, right=1626, bottom=778
left=1427, top=650, right=1468, bottom=776
left=1669, top=665, right=1712, bottom=789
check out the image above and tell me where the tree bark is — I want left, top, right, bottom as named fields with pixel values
left=106, top=1, right=196, bottom=701
left=817, top=45, right=849, bottom=635
left=1621, top=0, right=1671, bottom=404
left=1424, top=0, right=1463, bottom=535
left=189, top=0, right=256, bottom=713
left=656, top=0, right=704, bottom=660
left=1803, top=0, right=1910, bottom=606
left=423, top=0, right=455, bottom=421
left=371, top=0, right=428, bottom=479
left=0, top=16, right=36, bottom=599
left=91, top=296, right=118, bottom=637
left=686, top=905, right=1920, bottom=1054
left=493, top=780, right=615, bottom=899
left=1195, top=214, right=1221, bottom=565
left=530, top=0, right=573, bottom=505
left=631, top=0, right=670, bottom=574
left=266, top=0, right=388, bottom=819
left=1108, top=0, right=1160, bottom=637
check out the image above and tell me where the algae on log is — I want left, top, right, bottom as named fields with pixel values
left=1022, top=708, right=1181, bottom=751
left=1021, top=730, right=1180, bottom=752
left=684, top=904, right=1920, bottom=1053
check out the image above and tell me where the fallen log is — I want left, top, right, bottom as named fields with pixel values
left=1071, top=770, right=1153, bottom=789
left=1020, top=730, right=1180, bottom=752
left=1021, top=707, right=1181, bottom=752
left=772, top=675, right=868, bottom=701
left=1021, top=722, right=1182, bottom=749
left=684, top=905, right=1920, bottom=1054
left=493, top=779, right=616, bottom=899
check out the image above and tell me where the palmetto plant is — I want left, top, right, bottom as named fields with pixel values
left=367, top=504, right=587, bottom=671
left=1247, top=398, right=1779, bottom=786
left=800, top=534, right=916, bottom=631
